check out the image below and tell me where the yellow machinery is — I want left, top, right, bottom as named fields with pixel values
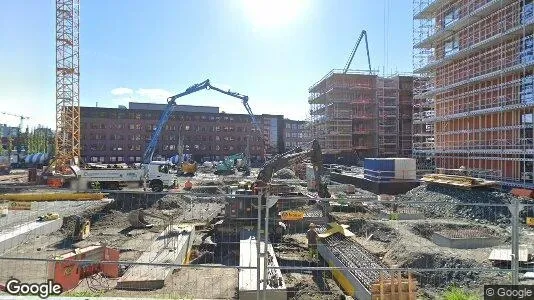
left=0, top=192, right=106, bottom=202
left=181, top=161, right=197, bottom=176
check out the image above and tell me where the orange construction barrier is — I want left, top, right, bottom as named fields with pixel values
left=511, top=188, right=534, bottom=198
left=47, top=245, right=119, bottom=291
left=47, top=178, right=64, bottom=188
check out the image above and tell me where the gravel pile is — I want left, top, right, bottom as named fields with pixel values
left=398, top=184, right=514, bottom=225
left=273, top=168, right=297, bottom=179
left=400, top=252, right=480, bottom=288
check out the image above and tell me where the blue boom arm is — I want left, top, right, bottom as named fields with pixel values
left=142, top=80, right=264, bottom=164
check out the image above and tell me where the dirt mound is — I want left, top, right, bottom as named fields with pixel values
left=399, top=252, right=480, bottom=288
left=410, top=222, right=499, bottom=240
left=399, top=185, right=513, bottom=224
left=274, top=168, right=297, bottom=179
left=347, top=220, right=398, bottom=243
left=190, top=186, right=223, bottom=194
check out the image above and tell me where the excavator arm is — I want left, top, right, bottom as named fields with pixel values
left=256, top=139, right=330, bottom=198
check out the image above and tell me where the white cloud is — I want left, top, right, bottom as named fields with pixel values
left=135, top=88, right=173, bottom=101
left=110, top=87, right=133, bottom=96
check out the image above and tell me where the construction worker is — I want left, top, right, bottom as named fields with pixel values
left=306, top=223, right=319, bottom=260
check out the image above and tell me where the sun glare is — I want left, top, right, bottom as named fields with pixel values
left=242, top=0, right=308, bottom=29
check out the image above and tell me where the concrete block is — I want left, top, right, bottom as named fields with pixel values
left=432, top=231, right=501, bottom=249
left=239, top=232, right=286, bottom=300
left=116, top=224, right=195, bottom=290
left=0, top=219, right=62, bottom=254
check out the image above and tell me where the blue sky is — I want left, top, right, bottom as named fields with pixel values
left=0, top=0, right=413, bottom=128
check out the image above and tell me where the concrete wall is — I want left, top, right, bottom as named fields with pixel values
left=431, top=232, right=501, bottom=249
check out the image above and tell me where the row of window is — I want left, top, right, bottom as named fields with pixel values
left=82, top=134, right=263, bottom=143
left=87, top=154, right=267, bottom=164
left=84, top=123, right=260, bottom=133
left=83, top=144, right=264, bottom=152
left=286, top=141, right=305, bottom=149
left=285, top=123, right=305, bottom=130
left=285, top=132, right=308, bottom=138
left=85, top=111, right=254, bottom=123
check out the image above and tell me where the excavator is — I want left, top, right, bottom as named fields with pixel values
left=214, top=139, right=331, bottom=242
left=214, top=153, right=250, bottom=175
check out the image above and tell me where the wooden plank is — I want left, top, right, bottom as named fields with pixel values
left=116, top=224, right=194, bottom=290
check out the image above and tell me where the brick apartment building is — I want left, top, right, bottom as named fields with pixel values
left=80, top=102, right=296, bottom=164
left=307, top=70, right=415, bottom=164
left=413, top=0, right=534, bottom=186
left=284, top=119, right=310, bottom=151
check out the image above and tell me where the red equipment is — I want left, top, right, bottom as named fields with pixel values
left=47, top=245, right=120, bottom=291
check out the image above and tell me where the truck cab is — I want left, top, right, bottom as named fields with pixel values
left=143, top=161, right=177, bottom=192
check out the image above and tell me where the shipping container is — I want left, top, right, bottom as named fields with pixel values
left=394, top=158, right=417, bottom=180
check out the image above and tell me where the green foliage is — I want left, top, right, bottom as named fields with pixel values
left=442, top=286, right=480, bottom=300
left=389, top=212, right=399, bottom=220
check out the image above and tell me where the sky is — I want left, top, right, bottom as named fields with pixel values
left=0, top=0, right=414, bottom=129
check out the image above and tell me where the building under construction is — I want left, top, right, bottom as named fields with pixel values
left=413, top=0, right=534, bottom=187
left=307, top=70, right=415, bottom=164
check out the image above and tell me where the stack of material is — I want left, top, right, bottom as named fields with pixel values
left=318, top=232, right=417, bottom=300
left=364, top=158, right=416, bottom=182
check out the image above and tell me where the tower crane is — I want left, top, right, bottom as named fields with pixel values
left=1, top=112, right=29, bottom=157
left=343, top=30, right=372, bottom=74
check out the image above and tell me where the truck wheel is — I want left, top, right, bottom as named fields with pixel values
left=151, top=181, right=163, bottom=192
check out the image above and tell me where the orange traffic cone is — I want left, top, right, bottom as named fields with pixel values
left=184, top=180, right=193, bottom=191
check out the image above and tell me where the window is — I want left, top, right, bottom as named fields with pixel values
left=522, top=0, right=534, bottom=24
left=129, top=124, right=135, bottom=130
left=286, top=132, right=291, bottom=138
left=185, top=125, right=190, bottom=131
left=170, top=145, right=176, bottom=150
left=444, top=35, right=459, bottom=56
left=135, top=145, right=141, bottom=150
left=521, top=35, right=534, bottom=64
left=135, top=157, right=141, bottom=162
left=99, top=156, right=105, bottom=162
left=286, top=123, right=291, bottom=129
left=521, top=75, right=534, bottom=104
left=443, top=7, right=460, bottom=27
left=110, top=157, right=116, bottom=162
left=216, top=145, right=220, bottom=151
left=117, top=157, right=123, bottom=162
left=215, top=136, right=220, bottom=141
left=129, top=156, right=135, bottom=162
left=91, top=157, right=98, bottom=162
left=522, top=113, right=533, bottom=124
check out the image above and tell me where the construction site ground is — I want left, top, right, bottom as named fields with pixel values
left=0, top=169, right=533, bottom=299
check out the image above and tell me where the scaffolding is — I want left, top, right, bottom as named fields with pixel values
left=308, top=70, right=377, bottom=157
left=308, top=70, right=416, bottom=161
left=413, top=0, right=534, bottom=186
